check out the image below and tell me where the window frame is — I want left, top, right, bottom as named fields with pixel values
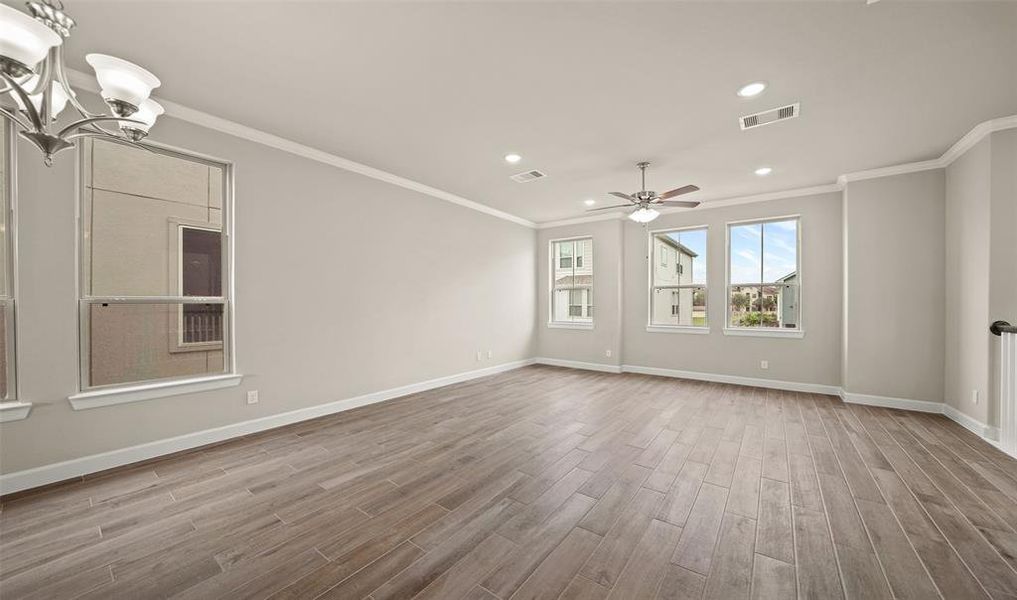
left=724, top=214, right=804, bottom=339
left=646, top=225, right=709, bottom=334
left=71, top=137, right=241, bottom=408
left=0, top=116, right=20, bottom=408
left=548, top=236, right=594, bottom=329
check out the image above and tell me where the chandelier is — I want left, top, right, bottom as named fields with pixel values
left=0, top=0, right=163, bottom=166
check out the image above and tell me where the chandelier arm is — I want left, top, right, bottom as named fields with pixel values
left=51, top=45, right=101, bottom=120
left=0, top=106, right=32, bottom=131
left=57, top=116, right=145, bottom=139
left=0, top=72, right=44, bottom=131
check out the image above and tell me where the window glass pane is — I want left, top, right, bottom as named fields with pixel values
left=763, top=219, right=798, bottom=283
left=729, top=285, right=760, bottom=327
left=650, top=228, right=707, bottom=327
left=676, top=229, right=707, bottom=286
left=87, top=302, right=225, bottom=387
left=652, top=285, right=706, bottom=327
left=773, top=284, right=799, bottom=329
left=84, top=139, right=225, bottom=297
left=182, top=227, right=222, bottom=296
left=551, top=239, right=593, bottom=323
left=729, top=223, right=762, bottom=285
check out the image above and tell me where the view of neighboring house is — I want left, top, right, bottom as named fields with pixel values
left=651, top=234, right=699, bottom=326
left=729, top=270, right=798, bottom=328
left=552, top=238, right=593, bottom=322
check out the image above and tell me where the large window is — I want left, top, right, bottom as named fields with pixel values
left=727, top=217, right=800, bottom=331
left=650, top=227, right=707, bottom=328
left=79, top=138, right=233, bottom=390
left=0, top=118, right=15, bottom=401
left=550, top=238, right=593, bottom=325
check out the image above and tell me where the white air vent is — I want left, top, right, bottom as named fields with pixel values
left=739, top=103, right=800, bottom=130
left=510, top=170, right=547, bottom=183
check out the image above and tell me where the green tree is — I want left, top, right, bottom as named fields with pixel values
left=732, top=293, right=749, bottom=311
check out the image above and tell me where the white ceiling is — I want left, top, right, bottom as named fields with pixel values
left=60, top=1, right=1017, bottom=223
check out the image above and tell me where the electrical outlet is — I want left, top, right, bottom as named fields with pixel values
left=246, top=390, right=259, bottom=405
left=972, top=389, right=979, bottom=405
left=476, top=351, right=482, bottom=361
left=605, top=349, right=612, bottom=358
left=760, top=360, right=769, bottom=370
left=487, top=350, right=493, bottom=359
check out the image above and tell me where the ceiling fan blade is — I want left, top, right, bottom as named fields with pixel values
left=586, top=203, right=637, bottom=212
left=658, top=184, right=700, bottom=200
left=656, top=200, right=701, bottom=208
left=609, top=192, right=636, bottom=202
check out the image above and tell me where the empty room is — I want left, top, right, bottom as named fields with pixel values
left=1, top=1, right=1016, bottom=599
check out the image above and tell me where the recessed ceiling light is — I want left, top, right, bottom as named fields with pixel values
left=584, top=199, right=596, bottom=206
left=754, top=166, right=773, bottom=176
left=737, top=82, right=767, bottom=98
left=504, top=153, right=522, bottom=164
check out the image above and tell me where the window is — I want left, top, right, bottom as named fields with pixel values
left=551, top=238, right=593, bottom=325
left=79, top=138, right=233, bottom=391
left=0, top=118, right=15, bottom=401
left=727, top=217, right=800, bottom=331
left=650, top=227, right=707, bottom=328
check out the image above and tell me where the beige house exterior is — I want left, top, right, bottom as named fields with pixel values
left=651, top=234, right=698, bottom=326
left=83, top=139, right=226, bottom=387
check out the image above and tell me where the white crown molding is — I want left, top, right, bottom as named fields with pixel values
left=65, top=70, right=536, bottom=230
left=0, top=359, right=534, bottom=495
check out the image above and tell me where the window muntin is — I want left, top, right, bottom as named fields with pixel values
left=80, top=138, right=233, bottom=390
left=0, top=117, right=16, bottom=400
left=551, top=238, right=593, bottom=324
left=727, top=217, right=800, bottom=330
left=650, top=227, right=707, bottom=328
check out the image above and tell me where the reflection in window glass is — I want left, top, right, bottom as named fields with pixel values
left=650, top=228, right=707, bottom=327
left=727, top=218, right=800, bottom=329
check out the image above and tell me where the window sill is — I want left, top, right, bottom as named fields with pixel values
left=547, top=322, right=594, bottom=330
left=723, top=328, right=804, bottom=339
left=646, top=326, right=710, bottom=335
left=68, top=374, right=244, bottom=410
left=0, top=402, right=33, bottom=423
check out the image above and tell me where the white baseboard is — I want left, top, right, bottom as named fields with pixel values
left=622, top=364, right=842, bottom=396
left=0, top=359, right=534, bottom=496
left=533, top=357, right=623, bottom=374
left=839, top=390, right=943, bottom=414
left=942, top=404, right=1000, bottom=442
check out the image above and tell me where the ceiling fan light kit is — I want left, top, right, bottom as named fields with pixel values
left=0, top=0, right=163, bottom=165
left=589, top=161, right=701, bottom=223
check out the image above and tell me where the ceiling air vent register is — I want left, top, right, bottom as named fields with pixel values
left=739, top=103, right=800, bottom=130
left=510, top=170, right=547, bottom=183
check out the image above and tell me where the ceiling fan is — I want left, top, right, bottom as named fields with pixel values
left=588, top=162, right=700, bottom=223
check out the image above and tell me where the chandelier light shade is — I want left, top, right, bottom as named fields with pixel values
left=628, top=207, right=660, bottom=223
left=0, top=0, right=164, bottom=165
left=0, top=4, right=61, bottom=76
left=12, top=75, right=75, bottom=119
left=86, top=53, right=160, bottom=110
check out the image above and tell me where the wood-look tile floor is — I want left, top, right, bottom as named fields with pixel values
left=3, top=366, right=1017, bottom=599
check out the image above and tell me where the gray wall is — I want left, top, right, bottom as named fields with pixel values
left=945, top=129, right=1017, bottom=426
left=1, top=113, right=536, bottom=474
left=843, top=171, right=946, bottom=403
left=536, top=192, right=843, bottom=386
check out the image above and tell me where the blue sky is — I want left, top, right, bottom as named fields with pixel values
left=730, top=219, right=797, bottom=284
left=665, top=229, right=707, bottom=284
